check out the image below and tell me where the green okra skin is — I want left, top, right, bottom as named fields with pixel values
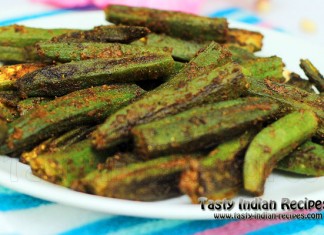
left=241, top=56, right=285, bottom=82
left=0, top=46, right=41, bottom=63
left=180, top=131, right=256, bottom=203
left=92, top=42, right=240, bottom=150
left=227, top=45, right=256, bottom=64
left=17, top=54, right=173, bottom=97
left=0, top=63, right=45, bottom=91
left=36, top=42, right=171, bottom=62
left=247, top=78, right=324, bottom=139
left=223, top=45, right=284, bottom=82
left=0, top=25, right=75, bottom=48
left=20, top=125, right=92, bottom=164
left=17, top=97, right=52, bottom=116
left=80, top=154, right=197, bottom=201
left=276, top=141, right=324, bottom=176
left=0, top=46, right=26, bottom=62
left=132, top=33, right=208, bottom=61
left=105, top=5, right=228, bottom=43
left=132, top=97, right=280, bottom=157
left=243, top=111, right=319, bottom=196
left=0, top=84, right=145, bottom=155
left=51, top=25, right=150, bottom=44
left=300, top=59, right=324, bottom=92
left=30, top=140, right=108, bottom=188
left=286, top=72, right=314, bottom=93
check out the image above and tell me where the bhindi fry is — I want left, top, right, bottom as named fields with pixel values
left=0, top=5, right=323, bottom=204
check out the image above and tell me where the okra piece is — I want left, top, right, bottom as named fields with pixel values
left=36, top=42, right=171, bottom=62
left=277, top=141, right=324, bottom=176
left=222, top=45, right=284, bottom=82
left=20, top=125, right=92, bottom=164
left=300, top=59, right=324, bottom=92
left=17, top=97, right=52, bottom=116
left=180, top=131, right=256, bottom=203
left=81, top=155, right=196, bottom=201
left=97, top=152, right=143, bottom=171
left=0, top=63, right=45, bottom=90
left=132, top=97, right=280, bottom=157
left=92, top=42, right=244, bottom=150
left=0, top=46, right=41, bottom=63
left=0, top=102, right=19, bottom=122
left=0, top=25, right=74, bottom=48
left=286, top=72, right=314, bottom=93
left=0, top=46, right=26, bottom=62
left=248, top=78, right=324, bottom=139
left=30, top=140, right=107, bottom=188
left=226, top=28, right=263, bottom=52
left=105, top=5, right=228, bottom=43
left=0, top=84, right=145, bottom=154
left=226, top=45, right=256, bottom=64
left=17, top=54, right=173, bottom=97
left=244, top=111, right=318, bottom=196
left=132, top=33, right=208, bottom=61
left=51, top=25, right=150, bottom=43
left=0, top=91, right=20, bottom=107
left=0, top=120, right=8, bottom=145
left=242, top=56, right=285, bottom=82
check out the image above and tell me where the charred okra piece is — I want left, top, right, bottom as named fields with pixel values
left=300, top=59, right=324, bottom=92
left=0, top=25, right=74, bottom=48
left=81, top=155, right=197, bottom=201
left=0, top=120, right=8, bottom=145
left=132, top=33, right=208, bottom=61
left=244, top=111, right=318, bottom=196
left=17, top=97, right=51, bottom=116
left=30, top=140, right=107, bottom=188
left=131, top=97, right=279, bottom=157
left=248, top=78, right=324, bottom=139
left=92, top=42, right=243, bottom=150
left=0, top=63, right=45, bottom=90
left=20, top=126, right=92, bottom=164
left=180, top=131, right=256, bottom=203
left=0, top=91, right=20, bottom=108
left=36, top=42, right=171, bottom=62
left=226, top=28, right=263, bottom=52
left=105, top=5, right=228, bottom=43
left=51, top=25, right=150, bottom=43
left=277, top=141, right=324, bottom=176
left=17, top=54, right=173, bottom=97
left=0, top=84, right=145, bottom=155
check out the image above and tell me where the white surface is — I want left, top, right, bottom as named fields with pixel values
left=0, top=12, right=323, bottom=219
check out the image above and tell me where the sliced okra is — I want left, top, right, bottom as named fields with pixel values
left=276, top=141, right=324, bottom=176
left=244, top=111, right=318, bottom=196
left=91, top=42, right=242, bottom=150
left=17, top=54, right=173, bottom=97
left=132, top=97, right=279, bottom=157
left=0, top=84, right=145, bottom=154
left=180, top=131, right=256, bottom=203
left=105, top=5, right=228, bottom=43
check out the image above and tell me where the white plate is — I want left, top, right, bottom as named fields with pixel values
left=0, top=11, right=323, bottom=220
